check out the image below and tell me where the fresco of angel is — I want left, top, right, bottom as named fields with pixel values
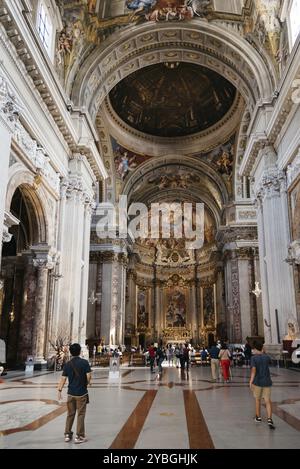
left=126, top=0, right=157, bottom=17
left=115, top=152, right=138, bottom=180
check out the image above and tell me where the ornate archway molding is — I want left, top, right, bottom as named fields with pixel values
left=72, top=21, right=277, bottom=123
left=5, top=166, right=51, bottom=245
left=122, top=154, right=228, bottom=227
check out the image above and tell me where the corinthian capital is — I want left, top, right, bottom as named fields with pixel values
left=0, top=73, right=22, bottom=130
left=256, top=167, right=286, bottom=200
left=32, top=245, right=55, bottom=270
left=33, top=257, right=54, bottom=270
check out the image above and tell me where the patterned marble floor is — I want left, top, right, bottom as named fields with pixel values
left=0, top=365, right=300, bottom=449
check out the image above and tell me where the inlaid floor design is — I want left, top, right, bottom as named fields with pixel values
left=0, top=365, right=299, bottom=449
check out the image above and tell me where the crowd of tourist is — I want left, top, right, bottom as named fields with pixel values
left=143, top=340, right=253, bottom=382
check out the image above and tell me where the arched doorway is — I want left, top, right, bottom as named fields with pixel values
left=0, top=184, right=49, bottom=366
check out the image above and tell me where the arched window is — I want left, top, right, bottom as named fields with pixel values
left=36, top=1, right=53, bottom=57
left=289, top=0, right=300, bottom=47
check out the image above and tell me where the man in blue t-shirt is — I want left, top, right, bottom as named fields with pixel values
left=249, top=341, right=275, bottom=429
left=57, top=343, right=92, bottom=443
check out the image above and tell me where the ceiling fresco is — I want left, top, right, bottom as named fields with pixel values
left=125, top=0, right=212, bottom=21
left=112, top=137, right=150, bottom=181
left=109, top=63, right=237, bottom=138
left=56, top=1, right=284, bottom=91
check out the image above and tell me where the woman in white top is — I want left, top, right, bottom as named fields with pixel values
left=219, top=343, right=232, bottom=382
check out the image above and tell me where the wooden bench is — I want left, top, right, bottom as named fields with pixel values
left=130, top=353, right=146, bottom=366
left=91, top=356, right=110, bottom=367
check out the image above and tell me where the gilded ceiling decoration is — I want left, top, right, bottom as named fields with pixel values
left=109, top=63, right=236, bottom=138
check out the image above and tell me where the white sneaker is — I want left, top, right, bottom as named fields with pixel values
left=74, top=436, right=86, bottom=444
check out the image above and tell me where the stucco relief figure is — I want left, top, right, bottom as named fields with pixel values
left=257, top=16, right=267, bottom=45
left=284, top=319, right=300, bottom=340
left=216, top=146, right=233, bottom=176
left=57, top=31, right=73, bottom=65
left=187, top=0, right=211, bottom=17
left=156, top=242, right=169, bottom=264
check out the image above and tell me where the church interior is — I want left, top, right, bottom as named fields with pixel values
left=0, top=0, right=300, bottom=450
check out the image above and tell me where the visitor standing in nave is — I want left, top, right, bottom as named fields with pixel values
left=183, top=343, right=190, bottom=371
left=209, top=342, right=220, bottom=382
left=148, top=343, right=156, bottom=373
left=57, top=343, right=92, bottom=444
left=219, top=342, right=232, bottom=383
left=166, top=343, right=175, bottom=366
left=244, top=339, right=252, bottom=367
left=249, top=341, right=275, bottom=429
left=156, top=345, right=165, bottom=373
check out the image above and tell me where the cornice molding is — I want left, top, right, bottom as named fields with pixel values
left=101, top=92, right=244, bottom=155
left=0, top=2, right=107, bottom=180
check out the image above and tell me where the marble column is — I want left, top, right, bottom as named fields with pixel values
left=51, top=180, right=68, bottom=342
left=100, top=251, right=128, bottom=346
left=95, top=258, right=103, bottom=339
left=223, top=250, right=243, bottom=343
left=79, top=199, right=94, bottom=344
left=19, top=256, right=36, bottom=361
left=58, top=156, right=95, bottom=345
left=155, top=281, right=162, bottom=339
left=126, top=269, right=137, bottom=335
left=255, top=148, right=297, bottom=343
left=0, top=74, right=20, bottom=265
left=32, top=249, right=54, bottom=363
left=190, top=280, right=198, bottom=342
left=236, top=248, right=257, bottom=341
left=117, top=254, right=127, bottom=346
left=216, top=265, right=226, bottom=339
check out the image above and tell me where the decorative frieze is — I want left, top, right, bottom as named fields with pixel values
left=0, top=72, right=60, bottom=193
left=14, top=120, right=38, bottom=161
left=238, top=210, right=257, bottom=220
